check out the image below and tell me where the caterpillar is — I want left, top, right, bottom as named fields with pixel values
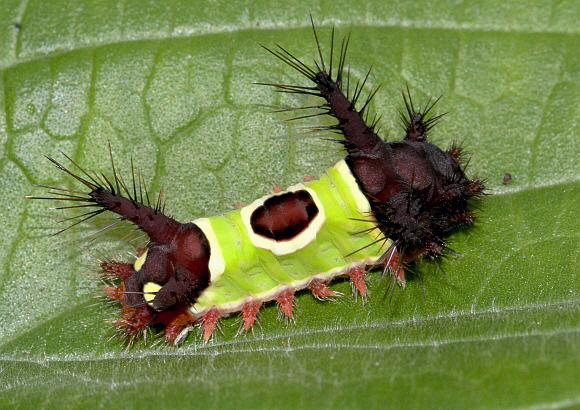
left=30, top=20, right=485, bottom=346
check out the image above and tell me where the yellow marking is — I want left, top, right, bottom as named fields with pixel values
left=143, top=282, right=162, bottom=307
left=192, top=217, right=226, bottom=283
left=334, top=160, right=372, bottom=214
left=134, top=249, right=148, bottom=272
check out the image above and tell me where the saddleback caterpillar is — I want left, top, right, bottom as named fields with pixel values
left=30, top=19, right=485, bottom=346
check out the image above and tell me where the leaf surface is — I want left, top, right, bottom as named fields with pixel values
left=1, top=1, right=579, bottom=408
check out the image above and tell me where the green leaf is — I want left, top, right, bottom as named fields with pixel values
left=1, top=1, right=579, bottom=408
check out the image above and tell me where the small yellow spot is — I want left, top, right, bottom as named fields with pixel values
left=143, top=282, right=162, bottom=307
left=134, top=249, right=148, bottom=272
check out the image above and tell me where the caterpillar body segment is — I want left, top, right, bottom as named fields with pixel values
left=188, top=161, right=386, bottom=315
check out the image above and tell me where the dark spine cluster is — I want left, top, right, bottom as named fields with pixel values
left=31, top=151, right=177, bottom=241
left=28, top=148, right=213, bottom=339
left=261, top=17, right=485, bottom=274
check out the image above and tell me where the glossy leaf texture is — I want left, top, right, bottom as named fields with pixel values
left=0, top=0, right=579, bottom=408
